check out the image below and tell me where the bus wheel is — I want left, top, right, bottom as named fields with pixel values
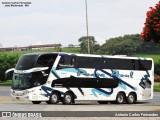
left=49, top=92, right=60, bottom=104
left=98, top=101, right=109, bottom=104
left=62, top=92, right=74, bottom=105
left=32, top=101, right=41, bottom=104
left=126, top=93, right=136, bottom=104
left=116, top=93, right=125, bottom=104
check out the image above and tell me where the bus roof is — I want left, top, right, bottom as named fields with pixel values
left=59, top=53, right=153, bottom=61
left=23, top=52, right=60, bottom=56
left=22, top=52, right=153, bottom=61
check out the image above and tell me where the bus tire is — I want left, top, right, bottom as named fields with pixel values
left=62, top=92, right=74, bottom=105
left=49, top=92, right=60, bottom=104
left=32, top=101, right=41, bottom=104
left=116, top=93, right=125, bottom=104
left=126, top=93, right=136, bottom=104
left=98, top=101, right=109, bottom=104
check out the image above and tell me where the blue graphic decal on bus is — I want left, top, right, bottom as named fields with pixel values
left=52, top=68, right=60, bottom=79
left=91, top=69, right=136, bottom=97
left=52, top=67, right=136, bottom=97
left=139, top=70, right=151, bottom=89
left=94, top=69, right=136, bottom=90
left=41, top=86, right=53, bottom=97
left=92, top=88, right=113, bottom=97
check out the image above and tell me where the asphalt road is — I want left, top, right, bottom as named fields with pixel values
left=0, top=86, right=11, bottom=96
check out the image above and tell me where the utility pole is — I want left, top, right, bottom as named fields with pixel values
left=85, top=0, right=90, bottom=54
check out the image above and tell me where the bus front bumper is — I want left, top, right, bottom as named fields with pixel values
left=11, top=89, right=29, bottom=100
left=11, top=94, right=29, bottom=100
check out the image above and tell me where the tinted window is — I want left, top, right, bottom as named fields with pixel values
left=57, top=56, right=75, bottom=69
left=16, top=55, right=38, bottom=70
left=12, top=72, right=48, bottom=90
left=76, top=57, right=152, bottom=71
left=102, top=58, right=134, bottom=70
left=35, top=54, right=57, bottom=73
left=16, top=54, right=58, bottom=71
left=135, top=60, right=152, bottom=70
left=76, top=57, right=101, bottom=68
left=57, top=56, right=152, bottom=71
left=35, top=54, right=56, bottom=66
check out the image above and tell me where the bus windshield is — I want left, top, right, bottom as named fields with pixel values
left=12, top=73, right=32, bottom=90
left=12, top=72, right=48, bottom=90
left=15, top=55, right=39, bottom=70
left=13, top=53, right=58, bottom=90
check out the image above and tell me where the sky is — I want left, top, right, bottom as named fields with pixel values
left=0, top=0, right=159, bottom=47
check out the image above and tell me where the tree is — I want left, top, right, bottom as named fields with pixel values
left=101, top=34, right=160, bottom=55
left=141, top=1, right=160, bottom=43
left=0, top=53, right=19, bottom=81
left=78, top=36, right=99, bottom=54
left=101, top=34, right=144, bottom=55
left=93, top=44, right=101, bottom=54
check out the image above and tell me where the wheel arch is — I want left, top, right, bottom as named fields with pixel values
left=65, top=90, right=77, bottom=99
left=128, top=92, right=137, bottom=101
left=117, top=91, right=126, bottom=98
left=51, top=90, right=61, bottom=98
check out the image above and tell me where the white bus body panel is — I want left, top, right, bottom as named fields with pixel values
left=10, top=53, right=154, bottom=102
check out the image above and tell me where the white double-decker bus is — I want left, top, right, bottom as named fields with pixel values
left=7, top=52, right=154, bottom=104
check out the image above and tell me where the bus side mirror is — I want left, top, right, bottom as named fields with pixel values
left=5, top=68, right=15, bottom=79
left=41, top=71, right=48, bottom=76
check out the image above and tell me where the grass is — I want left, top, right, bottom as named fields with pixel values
left=1, top=47, right=80, bottom=55
left=62, top=47, right=80, bottom=53
left=0, top=80, right=12, bottom=86
left=154, top=82, right=160, bottom=92
left=133, top=54, right=160, bottom=63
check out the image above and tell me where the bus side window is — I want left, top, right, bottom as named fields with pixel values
left=137, top=60, right=152, bottom=70
left=134, top=60, right=139, bottom=70
left=57, top=56, right=75, bottom=69
left=71, top=57, right=76, bottom=66
left=134, top=60, right=152, bottom=71
left=132, top=60, right=135, bottom=70
left=59, top=56, right=65, bottom=64
left=57, top=56, right=65, bottom=69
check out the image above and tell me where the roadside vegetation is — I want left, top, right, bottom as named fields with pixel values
left=154, top=82, right=160, bottom=92
left=0, top=80, right=12, bottom=86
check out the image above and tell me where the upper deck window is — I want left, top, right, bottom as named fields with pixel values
left=57, top=56, right=75, bottom=69
left=15, top=54, right=58, bottom=71
left=15, top=55, right=38, bottom=70
left=57, top=55, right=152, bottom=71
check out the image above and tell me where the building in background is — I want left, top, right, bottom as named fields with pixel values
left=0, top=44, right=62, bottom=52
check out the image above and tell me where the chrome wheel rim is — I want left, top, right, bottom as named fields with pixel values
left=52, top=94, right=57, bottom=102
left=118, top=95, right=124, bottom=103
left=65, top=95, right=71, bottom=103
left=128, top=95, right=134, bottom=103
